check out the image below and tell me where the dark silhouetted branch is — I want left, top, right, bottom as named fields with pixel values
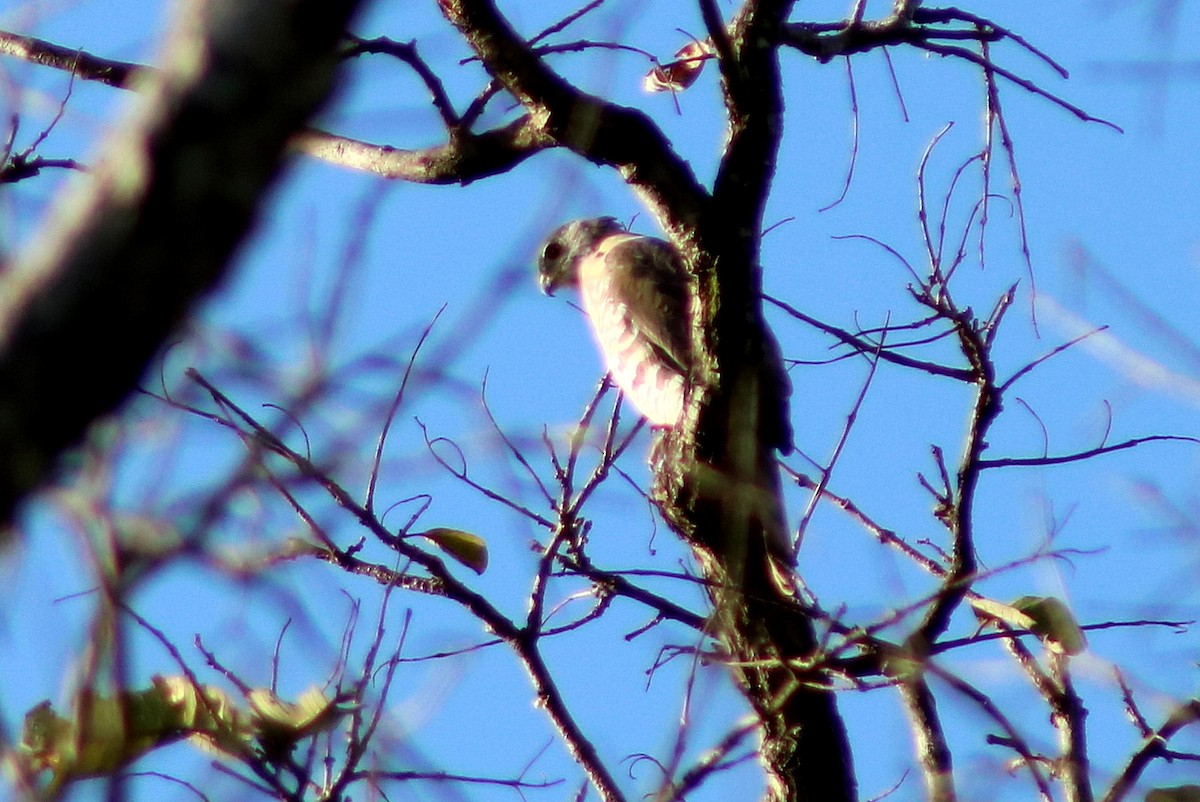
left=0, top=0, right=366, bottom=528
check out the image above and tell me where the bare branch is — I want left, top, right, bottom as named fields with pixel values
left=1000, top=327, right=1109, bottom=392
left=0, top=28, right=557, bottom=186
left=765, top=294, right=974, bottom=382
left=0, top=28, right=144, bottom=87
left=0, top=155, right=82, bottom=183
left=343, top=36, right=458, bottom=126
left=979, top=435, right=1200, bottom=469
left=436, top=0, right=709, bottom=235
left=794, top=323, right=885, bottom=553
left=293, top=119, right=555, bottom=184
left=367, top=307, right=445, bottom=513
left=1102, top=699, right=1200, bottom=802
left=897, top=678, right=955, bottom=802
left=929, top=663, right=1055, bottom=801
left=186, top=370, right=629, bottom=802
left=907, top=294, right=1001, bottom=649
left=915, top=39, right=1122, bottom=131
left=1046, top=655, right=1094, bottom=802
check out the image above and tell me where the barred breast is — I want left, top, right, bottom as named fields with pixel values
left=578, top=241, right=687, bottom=426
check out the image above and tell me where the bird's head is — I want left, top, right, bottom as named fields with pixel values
left=536, top=217, right=625, bottom=295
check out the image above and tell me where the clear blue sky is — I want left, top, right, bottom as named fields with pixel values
left=1, top=1, right=1198, bottom=800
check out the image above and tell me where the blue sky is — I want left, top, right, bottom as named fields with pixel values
left=1, top=1, right=1199, bottom=800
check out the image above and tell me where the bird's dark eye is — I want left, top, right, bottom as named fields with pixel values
left=542, top=242, right=564, bottom=261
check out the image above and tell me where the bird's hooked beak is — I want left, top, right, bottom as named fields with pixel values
left=539, top=272, right=559, bottom=296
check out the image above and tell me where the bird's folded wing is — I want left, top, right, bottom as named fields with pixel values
left=599, top=235, right=694, bottom=375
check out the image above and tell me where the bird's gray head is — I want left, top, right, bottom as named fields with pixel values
left=536, top=217, right=625, bottom=295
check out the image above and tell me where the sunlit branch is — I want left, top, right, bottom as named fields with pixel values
left=1046, top=655, right=1093, bottom=802
left=898, top=678, right=955, bottom=802
left=0, top=28, right=143, bottom=86
left=656, top=715, right=762, bottom=802
left=0, top=28, right=555, bottom=186
left=293, top=120, right=555, bottom=183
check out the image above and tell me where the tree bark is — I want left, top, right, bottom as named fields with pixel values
left=0, top=0, right=364, bottom=530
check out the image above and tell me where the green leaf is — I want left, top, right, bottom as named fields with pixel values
left=419, top=527, right=489, bottom=574
left=968, top=596, right=1088, bottom=655
left=1012, top=596, right=1088, bottom=655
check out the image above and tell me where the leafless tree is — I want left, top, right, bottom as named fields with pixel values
left=1, top=2, right=1197, bottom=802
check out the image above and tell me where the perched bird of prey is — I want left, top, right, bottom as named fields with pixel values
left=539, top=218, right=798, bottom=585
left=537, top=217, right=695, bottom=429
left=537, top=217, right=794, bottom=455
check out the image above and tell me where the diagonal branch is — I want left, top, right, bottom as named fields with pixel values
left=0, top=28, right=144, bottom=86
left=0, top=0, right=366, bottom=529
left=435, top=0, right=710, bottom=237
left=0, top=27, right=554, bottom=186
left=1102, top=699, right=1200, bottom=802
left=293, top=119, right=554, bottom=184
left=765, top=294, right=975, bottom=382
left=898, top=677, right=955, bottom=802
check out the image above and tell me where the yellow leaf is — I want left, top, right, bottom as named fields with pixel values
left=248, top=686, right=353, bottom=755
left=420, top=527, right=489, bottom=574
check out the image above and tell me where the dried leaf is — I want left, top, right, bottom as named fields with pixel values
left=19, top=679, right=239, bottom=788
left=18, top=677, right=355, bottom=789
left=248, top=686, right=353, bottom=755
left=643, top=39, right=714, bottom=93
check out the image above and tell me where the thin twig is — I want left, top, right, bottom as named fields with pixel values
left=979, top=435, right=1200, bottom=469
